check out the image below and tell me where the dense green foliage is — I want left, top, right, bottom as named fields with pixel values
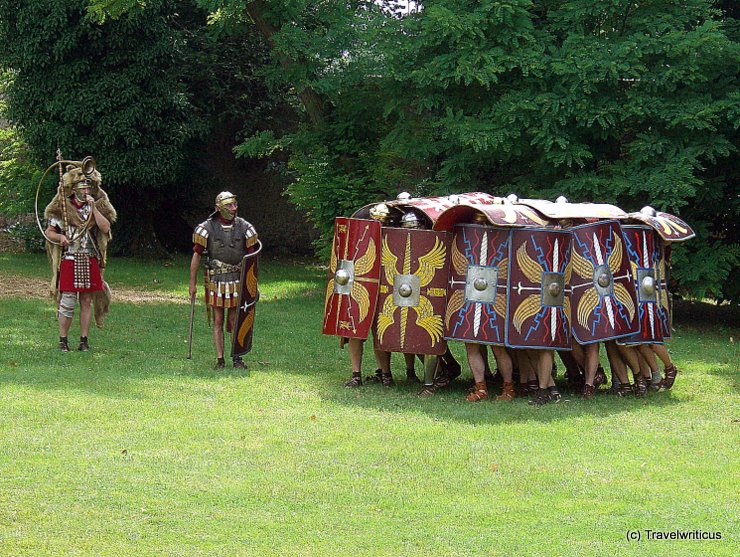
left=236, top=0, right=740, bottom=300
left=7, top=0, right=740, bottom=299
left=0, top=0, right=277, bottom=253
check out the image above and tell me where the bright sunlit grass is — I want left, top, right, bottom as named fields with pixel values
left=0, top=254, right=737, bottom=556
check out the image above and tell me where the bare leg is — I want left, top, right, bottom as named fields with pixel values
left=78, top=292, right=93, bottom=337
left=465, top=343, right=488, bottom=401
left=212, top=307, right=226, bottom=359
left=584, top=343, right=599, bottom=386
left=651, top=343, right=673, bottom=368
left=605, top=341, right=630, bottom=385
left=348, top=338, right=364, bottom=373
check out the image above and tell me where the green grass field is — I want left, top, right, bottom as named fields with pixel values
left=0, top=253, right=737, bottom=556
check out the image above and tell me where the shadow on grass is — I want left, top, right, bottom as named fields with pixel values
left=0, top=263, right=733, bottom=427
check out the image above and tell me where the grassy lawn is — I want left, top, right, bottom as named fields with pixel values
left=0, top=253, right=737, bottom=556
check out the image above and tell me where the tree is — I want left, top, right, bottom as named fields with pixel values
left=0, top=0, right=203, bottom=254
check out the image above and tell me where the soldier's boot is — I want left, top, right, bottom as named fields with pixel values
left=59, top=336, right=69, bottom=353
left=233, top=357, right=246, bottom=369
left=78, top=337, right=89, bottom=352
left=381, top=371, right=394, bottom=387
left=214, top=357, right=226, bottom=369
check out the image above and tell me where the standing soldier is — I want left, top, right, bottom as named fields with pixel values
left=44, top=157, right=116, bottom=352
left=189, top=191, right=258, bottom=369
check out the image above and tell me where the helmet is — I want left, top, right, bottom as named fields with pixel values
left=401, top=211, right=421, bottom=229
left=640, top=206, right=657, bottom=217
left=396, top=191, right=412, bottom=202
left=556, top=195, right=569, bottom=204
left=215, top=191, right=238, bottom=220
left=370, top=203, right=391, bottom=222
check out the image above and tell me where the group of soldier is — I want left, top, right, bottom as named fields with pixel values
left=42, top=156, right=260, bottom=368
left=40, top=156, right=690, bottom=406
left=323, top=192, right=692, bottom=405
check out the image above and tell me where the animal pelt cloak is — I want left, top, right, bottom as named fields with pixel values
left=44, top=166, right=117, bottom=327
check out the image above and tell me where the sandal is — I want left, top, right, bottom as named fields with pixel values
left=594, top=365, right=607, bottom=388
left=381, top=371, right=394, bottom=387
left=661, top=364, right=678, bottom=390
left=528, top=388, right=550, bottom=406
left=614, top=383, right=633, bottom=397
left=466, top=382, right=489, bottom=402
left=581, top=383, right=596, bottom=399
left=344, top=373, right=363, bottom=388
left=548, top=386, right=562, bottom=403
left=496, top=381, right=516, bottom=401
left=417, top=384, right=437, bottom=398
left=634, top=377, right=648, bottom=397
left=365, top=368, right=383, bottom=383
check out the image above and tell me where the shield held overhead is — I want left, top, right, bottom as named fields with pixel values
left=445, top=224, right=510, bottom=345
left=506, top=228, right=573, bottom=350
left=375, top=228, right=451, bottom=355
left=569, top=220, right=639, bottom=344
left=322, top=218, right=382, bottom=339
left=232, top=241, right=262, bottom=358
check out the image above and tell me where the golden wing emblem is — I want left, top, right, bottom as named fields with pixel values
left=354, top=237, right=376, bottom=277
left=516, top=241, right=544, bottom=284
left=414, top=296, right=443, bottom=344
left=564, top=257, right=573, bottom=284
left=512, top=294, right=541, bottom=333
left=416, top=237, right=446, bottom=287
left=445, top=289, right=465, bottom=329
left=324, top=279, right=334, bottom=313
left=381, top=235, right=398, bottom=286
left=613, top=282, right=636, bottom=322
left=607, top=231, right=623, bottom=274
left=571, top=247, right=594, bottom=280
left=375, top=295, right=396, bottom=343
left=498, top=256, right=508, bottom=280
left=494, top=289, right=507, bottom=319
left=516, top=206, right=548, bottom=225
left=664, top=217, right=688, bottom=235
left=246, top=264, right=258, bottom=297
left=329, top=240, right=337, bottom=273
left=236, top=309, right=254, bottom=345
left=563, top=296, right=571, bottom=323
left=350, top=281, right=370, bottom=323
left=577, top=288, right=600, bottom=329
left=451, top=240, right=468, bottom=276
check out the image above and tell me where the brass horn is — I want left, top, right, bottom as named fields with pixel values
left=80, top=156, right=96, bottom=175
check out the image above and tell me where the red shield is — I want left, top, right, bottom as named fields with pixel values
left=375, top=228, right=451, bottom=355
left=628, top=211, right=695, bottom=242
left=322, top=218, right=382, bottom=339
left=505, top=228, right=572, bottom=349
left=569, top=221, right=639, bottom=344
left=232, top=242, right=262, bottom=357
left=620, top=226, right=664, bottom=344
left=444, top=224, right=510, bottom=345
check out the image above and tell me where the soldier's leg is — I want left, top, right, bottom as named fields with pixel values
left=464, top=343, right=488, bottom=402
left=345, top=338, right=364, bottom=387
left=651, top=343, right=678, bottom=389
left=635, top=344, right=661, bottom=388
left=529, top=349, right=556, bottom=405
left=213, top=306, right=226, bottom=367
left=491, top=345, right=515, bottom=401
left=581, top=343, right=600, bottom=398
left=57, top=292, right=76, bottom=352
left=404, top=352, right=419, bottom=382
left=605, top=341, right=631, bottom=394
left=227, top=307, right=246, bottom=368
left=373, top=349, right=393, bottom=386
left=78, top=292, right=93, bottom=351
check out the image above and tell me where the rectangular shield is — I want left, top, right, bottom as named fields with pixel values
left=322, top=217, right=382, bottom=339
left=444, top=224, right=510, bottom=345
left=375, top=228, right=451, bottom=355
left=569, top=220, right=639, bottom=344
left=620, top=225, right=664, bottom=344
left=232, top=241, right=262, bottom=358
left=505, top=228, right=572, bottom=349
